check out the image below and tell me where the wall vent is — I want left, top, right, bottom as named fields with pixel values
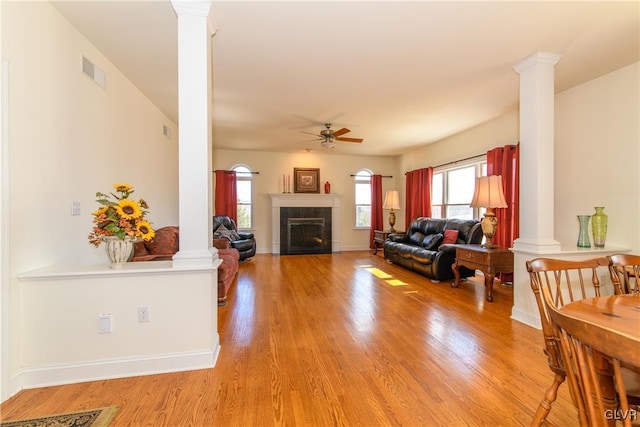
left=163, top=124, right=171, bottom=139
left=82, top=56, right=106, bottom=88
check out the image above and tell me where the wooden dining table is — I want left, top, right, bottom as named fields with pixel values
left=559, top=293, right=640, bottom=349
left=559, top=293, right=640, bottom=425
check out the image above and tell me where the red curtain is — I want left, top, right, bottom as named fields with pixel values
left=487, top=144, right=519, bottom=282
left=486, top=145, right=519, bottom=248
left=405, top=167, right=433, bottom=228
left=369, top=174, right=383, bottom=249
left=214, top=170, right=237, bottom=224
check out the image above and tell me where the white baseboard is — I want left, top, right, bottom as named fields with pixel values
left=11, top=348, right=219, bottom=395
left=511, top=307, right=541, bottom=329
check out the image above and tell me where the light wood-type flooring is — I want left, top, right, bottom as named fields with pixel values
left=1, top=251, right=579, bottom=426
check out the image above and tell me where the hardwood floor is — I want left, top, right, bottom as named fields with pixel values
left=1, top=251, right=579, bottom=426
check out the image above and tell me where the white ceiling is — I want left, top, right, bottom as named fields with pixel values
left=52, top=1, right=639, bottom=156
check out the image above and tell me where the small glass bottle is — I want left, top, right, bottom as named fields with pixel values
left=591, top=207, right=608, bottom=248
left=577, top=215, right=591, bottom=248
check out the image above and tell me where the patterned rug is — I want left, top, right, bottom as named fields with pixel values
left=0, top=406, right=119, bottom=427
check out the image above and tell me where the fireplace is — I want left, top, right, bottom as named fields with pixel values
left=280, top=208, right=332, bottom=255
left=269, top=193, right=342, bottom=254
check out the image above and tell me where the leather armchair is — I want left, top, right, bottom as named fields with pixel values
left=212, top=215, right=256, bottom=261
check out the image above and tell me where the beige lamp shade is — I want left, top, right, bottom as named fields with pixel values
left=383, top=190, right=400, bottom=232
left=470, top=176, right=508, bottom=208
left=470, top=175, right=507, bottom=248
left=383, top=190, right=401, bottom=210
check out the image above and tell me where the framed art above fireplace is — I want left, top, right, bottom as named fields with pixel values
left=293, top=168, right=320, bottom=193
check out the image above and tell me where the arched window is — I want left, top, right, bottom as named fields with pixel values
left=233, top=165, right=253, bottom=229
left=354, top=169, right=373, bottom=228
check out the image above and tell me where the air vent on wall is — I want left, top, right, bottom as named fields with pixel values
left=82, top=56, right=106, bottom=88
left=163, top=124, right=172, bottom=139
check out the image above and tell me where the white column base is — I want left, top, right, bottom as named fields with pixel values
left=172, top=248, right=219, bottom=269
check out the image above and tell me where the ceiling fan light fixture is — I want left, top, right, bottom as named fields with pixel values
left=321, top=140, right=336, bottom=149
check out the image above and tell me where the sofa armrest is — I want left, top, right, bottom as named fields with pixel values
left=387, top=233, right=409, bottom=243
left=438, top=243, right=458, bottom=254
left=213, top=238, right=231, bottom=250
left=238, top=231, right=254, bottom=240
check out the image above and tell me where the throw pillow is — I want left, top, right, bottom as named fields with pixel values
left=215, top=224, right=241, bottom=241
left=442, top=229, right=459, bottom=245
left=422, top=233, right=444, bottom=250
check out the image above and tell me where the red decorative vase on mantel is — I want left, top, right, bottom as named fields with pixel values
left=324, top=181, right=331, bottom=194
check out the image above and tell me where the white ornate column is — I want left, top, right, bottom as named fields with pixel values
left=511, top=52, right=562, bottom=326
left=171, top=1, right=217, bottom=267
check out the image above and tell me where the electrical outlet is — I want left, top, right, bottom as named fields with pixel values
left=138, top=306, right=150, bottom=322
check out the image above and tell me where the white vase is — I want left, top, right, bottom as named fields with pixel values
left=103, top=236, right=136, bottom=268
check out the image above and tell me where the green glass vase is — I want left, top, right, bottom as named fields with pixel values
left=591, top=207, right=608, bottom=248
left=577, top=215, right=591, bottom=248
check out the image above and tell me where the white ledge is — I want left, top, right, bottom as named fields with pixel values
left=510, top=245, right=631, bottom=256
left=17, top=260, right=219, bottom=281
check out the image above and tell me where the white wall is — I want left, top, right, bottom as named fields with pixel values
left=398, top=110, right=519, bottom=174
left=3, top=2, right=179, bottom=271
left=1, top=2, right=209, bottom=399
left=213, top=149, right=399, bottom=251
left=554, top=62, right=639, bottom=251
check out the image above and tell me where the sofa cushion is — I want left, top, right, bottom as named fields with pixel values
left=442, top=229, right=459, bottom=245
left=422, top=233, right=443, bottom=250
left=409, top=246, right=437, bottom=264
left=409, top=231, right=426, bottom=246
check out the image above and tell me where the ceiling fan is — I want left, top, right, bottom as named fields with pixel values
left=301, top=123, right=363, bottom=149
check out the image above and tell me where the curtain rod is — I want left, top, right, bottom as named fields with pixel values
left=350, top=174, right=392, bottom=178
left=214, top=170, right=260, bottom=174
left=432, top=153, right=486, bottom=170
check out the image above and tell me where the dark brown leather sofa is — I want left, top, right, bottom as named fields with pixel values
left=383, top=217, right=482, bottom=281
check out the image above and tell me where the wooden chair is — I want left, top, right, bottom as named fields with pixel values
left=526, top=257, right=610, bottom=427
left=541, top=286, right=640, bottom=427
left=608, top=254, right=640, bottom=294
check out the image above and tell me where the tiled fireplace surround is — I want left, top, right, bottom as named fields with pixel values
left=269, top=193, right=341, bottom=255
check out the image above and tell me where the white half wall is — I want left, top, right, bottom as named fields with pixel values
left=14, top=262, right=219, bottom=393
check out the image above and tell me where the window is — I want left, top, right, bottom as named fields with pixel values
left=431, top=158, right=486, bottom=220
left=233, top=165, right=253, bottom=230
left=354, top=169, right=372, bottom=228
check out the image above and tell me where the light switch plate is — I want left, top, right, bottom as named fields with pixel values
left=71, top=202, right=81, bottom=216
left=98, top=314, right=112, bottom=333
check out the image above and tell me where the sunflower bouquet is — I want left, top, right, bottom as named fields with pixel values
left=88, top=183, right=156, bottom=247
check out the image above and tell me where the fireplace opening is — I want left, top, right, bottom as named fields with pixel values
left=288, top=218, right=325, bottom=254
left=280, top=207, right=332, bottom=255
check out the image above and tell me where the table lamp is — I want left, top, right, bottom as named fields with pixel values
left=470, top=176, right=508, bottom=248
left=383, top=190, right=401, bottom=232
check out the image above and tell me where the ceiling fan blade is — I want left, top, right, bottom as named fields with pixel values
left=300, top=130, right=321, bottom=137
left=331, top=127, right=350, bottom=137
left=336, top=137, right=363, bottom=143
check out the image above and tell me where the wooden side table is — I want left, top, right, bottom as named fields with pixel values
left=372, top=230, right=401, bottom=257
left=452, top=244, right=514, bottom=302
